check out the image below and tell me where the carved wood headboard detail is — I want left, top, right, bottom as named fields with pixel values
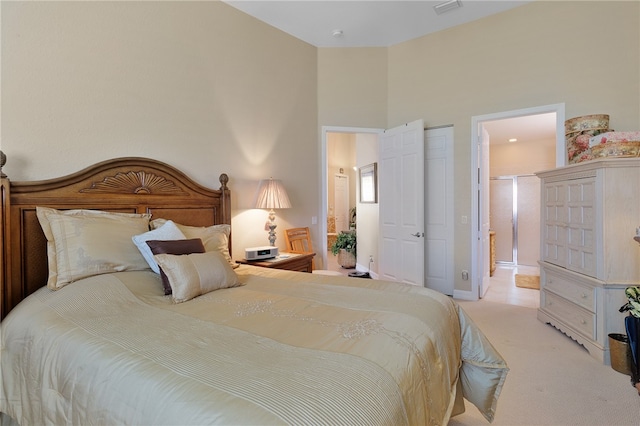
left=0, top=157, right=231, bottom=319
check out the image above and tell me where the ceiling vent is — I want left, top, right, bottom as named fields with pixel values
left=433, top=0, right=463, bottom=15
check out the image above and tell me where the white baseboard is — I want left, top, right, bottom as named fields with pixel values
left=453, top=288, right=478, bottom=301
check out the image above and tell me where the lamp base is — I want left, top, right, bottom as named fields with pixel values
left=267, top=223, right=277, bottom=247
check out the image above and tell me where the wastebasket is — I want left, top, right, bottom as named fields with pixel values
left=608, top=333, right=633, bottom=375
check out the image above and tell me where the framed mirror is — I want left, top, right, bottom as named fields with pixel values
left=359, top=162, right=377, bottom=203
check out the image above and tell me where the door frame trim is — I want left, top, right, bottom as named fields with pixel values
left=468, top=103, right=565, bottom=301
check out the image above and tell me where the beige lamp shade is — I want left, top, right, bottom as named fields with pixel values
left=253, top=178, right=291, bottom=246
left=253, top=178, right=292, bottom=209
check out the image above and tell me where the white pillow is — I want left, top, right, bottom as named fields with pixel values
left=154, top=251, right=241, bottom=303
left=132, top=220, right=186, bottom=274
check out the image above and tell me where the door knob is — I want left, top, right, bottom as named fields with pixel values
left=411, top=232, right=424, bottom=238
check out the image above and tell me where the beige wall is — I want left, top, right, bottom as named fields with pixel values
left=317, top=48, right=388, bottom=129
left=355, top=133, right=380, bottom=276
left=327, top=132, right=357, bottom=216
left=380, top=1, right=638, bottom=292
left=1, top=1, right=319, bottom=261
left=3, top=1, right=639, bottom=286
left=384, top=0, right=639, bottom=291
left=490, top=139, right=556, bottom=178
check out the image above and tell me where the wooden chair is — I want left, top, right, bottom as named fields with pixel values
left=284, top=227, right=341, bottom=276
left=285, top=227, right=314, bottom=255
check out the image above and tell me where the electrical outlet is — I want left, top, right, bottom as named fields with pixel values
left=462, top=270, right=469, bottom=280
left=369, top=255, right=374, bottom=263
left=311, top=216, right=317, bottom=225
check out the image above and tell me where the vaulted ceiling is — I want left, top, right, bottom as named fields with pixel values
left=223, top=1, right=533, bottom=48
left=223, top=1, right=555, bottom=144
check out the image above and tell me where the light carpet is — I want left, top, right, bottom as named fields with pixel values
left=515, top=274, right=540, bottom=290
left=450, top=300, right=640, bottom=425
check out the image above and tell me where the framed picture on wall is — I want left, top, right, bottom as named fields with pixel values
left=359, top=162, right=377, bottom=203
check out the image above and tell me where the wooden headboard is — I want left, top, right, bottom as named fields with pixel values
left=0, top=156, right=230, bottom=319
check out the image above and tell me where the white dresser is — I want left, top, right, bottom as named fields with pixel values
left=536, top=158, right=640, bottom=364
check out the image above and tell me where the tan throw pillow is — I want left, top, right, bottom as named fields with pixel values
left=46, top=212, right=150, bottom=288
left=146, top=238, right=206, bottom=295
left=151, top=219, right=236, bottom=268
left=154, top=251, right=241, bottom=303
left=36, top=207, right=151, bottom=289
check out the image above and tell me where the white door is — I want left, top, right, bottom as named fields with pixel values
left=378, top=120, right=424, bottom=285
left=424, top=126, right=454, bottom=295
left=334, top=174, right=349, bottom=232
left=479, top=127, right=491, bottom=297
left=490, top=178, right=514, bottom=263
left=516, top=175, right=541, bottom=266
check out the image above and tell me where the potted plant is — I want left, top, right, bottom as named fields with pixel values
left=618, top=286, right=640, bottom=394
left=330, top=231, right=356, bottom=268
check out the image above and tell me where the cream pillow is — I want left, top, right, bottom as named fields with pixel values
left=151, top=219, right=236, bottom=268
left=36, top=207, right=151, bottom=289
left=46, top=212, right=150, bottom=288
left=132, top=220, right=186, bottom=273
left=154, top=251, right=240, bottom=303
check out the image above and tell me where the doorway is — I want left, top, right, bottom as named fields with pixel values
left=490, top=174, right=541, bottom=267
left=470, top=103, right=565, bottom=300
left=322, top=124, right=453, bottom=292
left=321, top=127, right=381, bottom=270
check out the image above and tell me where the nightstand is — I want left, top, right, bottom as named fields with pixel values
left=237, top=252, right=315, bottom=273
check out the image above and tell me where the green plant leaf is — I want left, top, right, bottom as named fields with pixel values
left=330, top=231, right=356, bottom=256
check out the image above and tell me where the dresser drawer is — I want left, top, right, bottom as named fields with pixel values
left=542, top=291, right=596, bottom=340
left=544, top=271, right=595, bottom=312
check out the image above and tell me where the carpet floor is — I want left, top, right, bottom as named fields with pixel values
left=449, top=300, right=640, bottom=425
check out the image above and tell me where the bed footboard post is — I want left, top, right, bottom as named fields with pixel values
left=1, top=152, right=10, bottom=320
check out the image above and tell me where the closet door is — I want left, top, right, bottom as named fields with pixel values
left=334, top=174, right=349, bottom=233
left=516, top=175, right=541, bottom=266
left=490, top=178, right=514, bottom=263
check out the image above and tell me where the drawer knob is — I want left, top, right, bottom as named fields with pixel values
left=581, top=319, right=586, bottom=324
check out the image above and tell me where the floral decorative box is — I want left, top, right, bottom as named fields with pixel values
left=590, top=141, right=640, bottom=159
left=565, top=114, right=609, bottom=134
left=565, top=114, right=611, bottom=164
left=589, top=131, right=640, bottom=147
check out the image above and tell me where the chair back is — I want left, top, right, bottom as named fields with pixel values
left=284, top=227, right=314, bottom=254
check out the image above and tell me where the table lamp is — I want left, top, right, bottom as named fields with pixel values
left=253, top=178, right=291, bottom=246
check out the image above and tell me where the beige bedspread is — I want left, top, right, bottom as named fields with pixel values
left=1, top=266, right=507, bottom=425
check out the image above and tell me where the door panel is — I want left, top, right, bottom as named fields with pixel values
left=424, top=127, right=454, bottom=295
left=517, top=175, right=540, bottom=266
left=490, top=178, right=514, bottom=263
left=379, top=120, right=424, bottom=285
left=334, top=174, right=349, bottom=233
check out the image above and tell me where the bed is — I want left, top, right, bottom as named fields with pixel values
left=0, top=156, right=508, bottom=425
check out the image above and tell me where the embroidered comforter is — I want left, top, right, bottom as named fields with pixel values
left=1, top=266, right=507, bottom=425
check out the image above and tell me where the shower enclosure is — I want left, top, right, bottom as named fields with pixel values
left=489, top=175, right=540, bottom=266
